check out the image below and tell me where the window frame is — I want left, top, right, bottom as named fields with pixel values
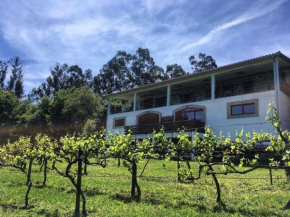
left=227, top=99, right=259, bottom=119
left=175, top=107, right=204, bottom=122
left=231, top=103, right=255, bottom=116
left=136, top=111, right=162, bottom=125
left=173, top=105, right=206, bottom=122
left=113, top=117, right=126, bottom=128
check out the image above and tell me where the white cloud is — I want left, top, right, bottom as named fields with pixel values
left=182, top=0, right=288, bottom=50
left=0, top=0, right=289, bottom=93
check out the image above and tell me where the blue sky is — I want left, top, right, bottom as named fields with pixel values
left=0, top=0, right=290, bottom=94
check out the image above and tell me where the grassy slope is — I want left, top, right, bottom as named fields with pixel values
left=0, top=159, right=289, bottom=217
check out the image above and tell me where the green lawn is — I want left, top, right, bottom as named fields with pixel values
left=0, top=159, right=289, bottom=217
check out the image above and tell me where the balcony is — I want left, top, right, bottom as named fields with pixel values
left=124, top=119, right=205, bottom=135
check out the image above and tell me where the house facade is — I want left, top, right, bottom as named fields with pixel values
left=105, top=52, right=290, bottom=139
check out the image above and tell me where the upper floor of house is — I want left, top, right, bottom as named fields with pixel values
left=104, top=52, right=290, bottom=138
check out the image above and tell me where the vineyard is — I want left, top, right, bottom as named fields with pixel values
left=0, top=103, right=289, bottom=217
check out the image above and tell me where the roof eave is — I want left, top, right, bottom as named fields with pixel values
left=104, top=51, right=289, bottom=99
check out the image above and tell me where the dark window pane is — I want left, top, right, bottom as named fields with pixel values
left=175, top=111, right=183, bottom=121
left=115, top=119, right=125, bottom=126
left=155, top=96, right=166, bottom=107
left=195, top=111, right=204, bottom=121
left=185, top=111, right=194, bottom=120
left=175, top=108, right=204, bottom=121
left=244, top=104, right=255, bottom=114
left=231, top=105, right=243, bottom=115
left=139, top=113, right=159, bottom=125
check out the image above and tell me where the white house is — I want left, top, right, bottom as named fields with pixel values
left=104, top=51, right=290, bottom=139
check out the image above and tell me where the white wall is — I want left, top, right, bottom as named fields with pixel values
left=278, top=90, right=290, bottom=131
left=107, top=90, right=279, bottom=137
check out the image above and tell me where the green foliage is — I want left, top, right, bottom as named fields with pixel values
left=189, top=53, right=217, bottom=73
left=0, top=101, right=289, bottom=213
left=6, top=56, right=24, bottom=98
left=0, top=89, right=20, bottom=127
left=51, top=85, right=103, bottom=127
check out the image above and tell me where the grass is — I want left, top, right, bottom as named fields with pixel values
left=0, top=159, right=289, bottom=216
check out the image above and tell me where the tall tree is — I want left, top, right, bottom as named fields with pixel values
left=92, top=51, right=133, bottom=95
left=189, top=53, right=217, bottom=73
left=165, top=64, right=187, bottom=79
left=131, top=48, right=165, bottom=86
left=0, top=61, right=8, bottom=89
left=7, top=57, right=24, bottom=98
left=29, top=63, right=92, bottom=101
left=94, top=48, right=166, bottom=95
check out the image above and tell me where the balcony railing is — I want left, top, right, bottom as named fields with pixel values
left=111, top=106, right=133, bottom=114
left=136, top=98, right=167, bottom=110
left=124, top=120, right=205, bottom=135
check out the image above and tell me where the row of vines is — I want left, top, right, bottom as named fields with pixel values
left=0, top=102, right=289, bottom=216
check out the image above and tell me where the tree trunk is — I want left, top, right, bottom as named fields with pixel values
left=42, top=159, right=47, bottom=186
left=208, top=165, right=221, bottom=203
left=117, top=157, right=121, bottom=167
left=26, top=159, right=33, bottom=185
left=284, top=200, right=290, bottom=210
left=177, top=152, right=181, bottom=181
left=186, top=161, right=193, bottom=180
left=131, top=160, right=140, bottom=198
left=269, top=167, right=273, bottom=185
left=75, top=149, right=85, bottom=216
left=84, top=163, right=87, bottom=175
left=140, top=159, right=150, bottom=177
left=25, top=181, right=32, bottom=208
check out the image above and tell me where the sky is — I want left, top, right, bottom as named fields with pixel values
left=0, top=0, right=290, bottom=94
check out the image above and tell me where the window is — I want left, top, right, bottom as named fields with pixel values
left=175, top=108, right=204, bottom=122
left=114, top=118, right=125, bottom=127
left=231, top=103, right=255, bottom=115
left=227, top=99, right=258, bottom=119
left=138, top=113, right=160, bottom=125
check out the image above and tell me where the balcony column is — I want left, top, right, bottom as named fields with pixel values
left=167, top=85, right=171, bottom=106
left=133, top=92, right=137, bottom=111
left=107, top=98, right=111, bottom=115
left=273, top=58, right=280, bottom=114
left=211, top=74, right=215, bottom=100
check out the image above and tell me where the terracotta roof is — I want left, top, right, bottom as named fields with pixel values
left=104, top=51, right=290, bottom=98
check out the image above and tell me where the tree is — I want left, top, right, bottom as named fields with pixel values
left=165, top=64, right=187, bottom=79
left=189, top=53, right=217, bottom=73
left=7, top=56, right=24, bottom=98
left=94, top=51, right=132, bottom=94
left=29, top=63, right=92, bottom=100
left=52, top=133, right=107, bottom=216
left=20, top=96, right=52, bottom=134
left=93, top=48, right=166, bottom=95
left=0, top=137, right=36, bottom=208
left=108, top=132, right=158, bottom=198
left=131, top=48, right=166, bottom=87
left=0, top=89, right=20, bottom=127
left=0, top=61, right=8, bottom=88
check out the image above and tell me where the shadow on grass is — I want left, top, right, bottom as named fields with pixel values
left=34, top=185, right=54, bottom=189
left=111, top=193, right=141, bottom=203
left=110, top=192, right=207, bottom=212
left=212, top=201, right=285, bottom=216
left=36, top=208, right=59, bottom=217
left=0, top=202, right=35, bottom=211
left=85, top=187, right=107, bottom=197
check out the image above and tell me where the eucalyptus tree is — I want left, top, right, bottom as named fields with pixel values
left=189, top=53, right=217, bottom=73
left=7, top=56, right=24, bottom=98
left=165, top=64, right=187, bottom=79
left=0, top=60, right=8, bottom=88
